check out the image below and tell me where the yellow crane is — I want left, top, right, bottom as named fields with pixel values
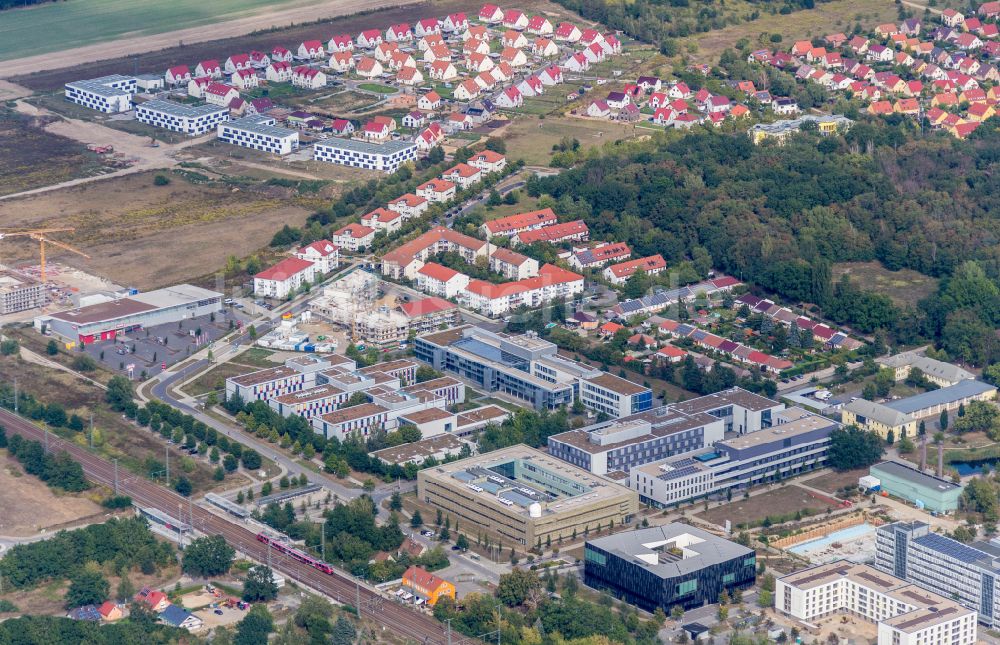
left=0, top=228, right=91, bottom=283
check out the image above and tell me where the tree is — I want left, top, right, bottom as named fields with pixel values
left=46, top=340, right=58, bottom=355
left=242, top=565, right=279, bottom=602
left=623, top=268, right=652, bottom=299
left=940, top=410, right=949, bottom=431
left=389, top=492, right=402, bottom=511
left=456, top=533, right=469, bottom=551
left=330, top=616, right=357, bottom=645
left=223, top=454, right=239, bottom=473
left=182, top=535, right=235, bottom=577
left=671, top=605, right=684, bottom=620
left=242, top=449, right=262, bottom=470
left=497, top=568, right=542, bottom=606
left=65, top=570, right=109, bottom=609
left=235, top=605, right=274, bottom=645
left=174, top=476, right=192, bottom=497
left=886, top=429, right=895, bottom=445
left=116, top=576, right=135, bottom=603
left=410, top=510, right=423, bottom=528
left=105, top=375, right=134, bottom=410
left=758, top=589, right=773, bottom=608
left=897, top=436, right=915, bottom=454
left=828, top=426, right=884, bottom=470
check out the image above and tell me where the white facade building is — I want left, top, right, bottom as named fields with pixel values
left=313, top=139, right=417, bottom=173
left=64, top=75, right=135, bottom=113
left=135, top=99, right=229, bottom=135
left=253, top=257, right=317, bottom=299
left=217, top=116, right=299, bottom=154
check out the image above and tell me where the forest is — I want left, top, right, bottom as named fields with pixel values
left=527, top=120, right=1000, bottom=365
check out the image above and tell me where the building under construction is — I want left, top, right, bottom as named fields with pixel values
left=0, top=269, right=46, bottom=314
left=309, top=270, right=459, bottom=349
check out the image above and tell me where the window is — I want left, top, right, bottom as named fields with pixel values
left=723, top=573, right=735, bottom=584
left=676, top=579, right=697, bottom=596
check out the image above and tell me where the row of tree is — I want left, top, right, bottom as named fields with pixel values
left=2, top=429, right=88, bottom=493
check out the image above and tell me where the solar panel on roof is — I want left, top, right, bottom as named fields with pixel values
left=914, top=533, right=990, bottom=566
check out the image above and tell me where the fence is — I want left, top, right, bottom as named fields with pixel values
left=770, top=512, right=885, bottom=549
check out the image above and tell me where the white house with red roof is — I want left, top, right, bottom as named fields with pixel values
left=196, top=59, right=222, bottom=78
left=500, top=47, right=528, bottom=67
left=387, top=193, right=429, bottom=219
left=442, top=162, right=482, bottom=189
left=480, top=208, right=557, bottom=238
left=601, top=34, right=622, bottom=55
left=204, top=83, right=240, bottom=107
left=298, top=40, right=325, bottom=59
left=331, top=223, right=376, bottom=252
left=502, top=29, right=528, bottom=48
left=942, top=8, right=965, bottom=27
left=479, top=4, right=504, bottom=22
left=330, top=119, right=354, bottom=135
left=538, top=65, right=563, bottom=85
left=502, top=9, right=528, bottom=29
left=423, top=44, right=452, bottom=64
left=584, top=42, right=606, bottom=63
left=231, top=68, right=259, bottom=89
left=415, top=17, right=442, bottom=37
left=328, top=34, right=354, bottom=52
left=463, top=24, right=490, bottom=41
left=362, top=120, right=391, bottom=141
left=652, top=107, right=676, bottom=125
left=187, top=76, right=212, bottom=98
left=224, top=54, right=252, bottom=74
left=568, top=242, right=631, bottom=269
left=579, top=29, right=604, bottom=45
left=292, top=66, right=326, bottom=89
left=562, top=52, right=589, bottom=72
left=443, top=12, right=469, bottom=32
left=418, top=34, right=444, bottom=51
left=603, top=254, right=666, bottom=285
left=489, top=248, right=539, bottom=280
left=386, top=23, right=412, bottom=42
left=466, top=52, right=494, bottom=73
left=468, top=150, right=506, bottom=173
left=415, top=127, right=442, bottom=150
left=356, top=57, right=384, bottom=79
left=555, top=22, right=582, bottom=42
left=463, top=38, right=490, bottom=57
left=165, top=65, right=191, bottom=85
left=417, top=263, right=470, bottom=298
left=474, top=70, right=497, bottom=90
left=429, top=61, right=459, bottom=81
left=249, top=51, right=271, bottom=68
left=527, top=15, right=553, bottom=34
left=533, top=38, right=559, bottom=57
left=416, top=178, right=457, bottom=202
left=494, top=85, right=523, bottom=108
left=517, top=75, right=544, bottom=96
left=254, top=257, right=316, bottom=298
left=587, top=100, right=611, bottom=118
left=396, top=66, right=424, bottom=85
left=375, top=41, right=401, bottom=62
left=357, top=29, right=383, bottom=49
left=328, top=51, right=355, bottom=73
left=361, top=207, right=404, bottom=233
left=704, top=94, right=732, bottom=113
left=454, top=79, right=481, bottom=101
left=461, top=264, right=584, bottom=317
left=416, top=92, right=442, bottom=112
left=492, top=61, right=514, bottom=81
left=512, top=220, right=588, bottom=246
left=294, top=239, right=340, bottom=274
left=271, top=46, right=293, bottom=63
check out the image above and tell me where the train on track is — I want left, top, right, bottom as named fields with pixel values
left=256, top=532, right=334, bottom=575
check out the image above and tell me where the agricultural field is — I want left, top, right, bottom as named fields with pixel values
left=0, top=108, right=109, bottom=196
left=833, top=261, right=938, bottom=309
left=0, top=169, right=313, bottom=289
left=0, top=0, right=390, bottom=62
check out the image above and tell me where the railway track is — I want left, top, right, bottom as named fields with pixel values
left=0, top=408, right=454, bottom=644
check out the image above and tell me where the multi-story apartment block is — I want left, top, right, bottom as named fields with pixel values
left=65, top=75, right=136, bottom=112
left=135, top=99, right=229, bottom=135
left=313, top=138, right=417, bottom=172
left=217, top=116, right=299, bottom=154
left=0, top=270, right=46, bottom=314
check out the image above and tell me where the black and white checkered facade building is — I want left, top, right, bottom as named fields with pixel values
left=64, top=75, right=136, bottom=113
left=217, top=116, right=299, bottom=155
left=313, top=138, right=417, bottom=172
left=135, top=99, right=229, bottom=135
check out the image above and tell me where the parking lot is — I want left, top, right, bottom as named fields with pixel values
left=80, top=308, right=252, bottom=378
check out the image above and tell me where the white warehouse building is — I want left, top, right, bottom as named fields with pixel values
left=314, top=138, right=417, bottom=173
left=135, top=99, right=229, bottom=135
left=64, top=75, right=136, bottom=113
left=218, top=116, right=299, bottom=155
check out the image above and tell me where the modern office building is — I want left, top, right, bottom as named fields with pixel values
left=135, top=99, right=229, bottom=135
left=869, top=461, right=963, bottom=513
left=314, top=138, right=417, bottom=172
left=547, top=387, right=782, bottom=476
left=0, top=269, right=46, bottom=314
left=584, top=524, right=756, bottom=612
left=414, top=325, right=652, bottom=416
left=64, top=75, right=136, bottom=112
left=416, top=444, right=639, bottom=548
left=34, top=284, right=221, bottom=345
left=875, top=520, right=1000, bottom=627
left=630, top=407, right=837, bottom=507
left=218, top=115, right=300, bottom=154
left=777, top=560, right=977, bottom=645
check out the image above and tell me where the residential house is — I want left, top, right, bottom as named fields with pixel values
left=331, top=223, right=376, bottom=252
left=328, top=51, right=355, bottom=73
left=271, top=47, right=293, bottom=63
left=443, top=12, right=469, bottom=32
left=328, top=34, right=354, bottom=52
left=266, top=61, right=293, bottom=82
left=539, top=65, right=563, bottom=85
left=356, top=57, right=384, bottom=79
left=386, top=23, right=412, bottom=42
left=468, top=149, right=506, bottom=173
left=361, top=207, right=403, bottom=233
left=224, top=54, right=251, bottom=74
left=603, top=255, right=666, bottom=285
left=418, top=91, right=442, bottom=110
left=298, top=40, right=325, bottom=59
left=517, top=75, right=544, bottom=96
left=415, top=18, right=442, bottom=37
left=204, top=83, right=239, bottom=107
left=442, top=162, right=482, bottom=189
left=231, top=68, right=259, bottom=89
left=555, top=22, right=582, bottom=42
left=295, top=240, right=340, bottom=274
left=533, top=38, right=559, bottom=57
left=479, top=4, right=504, bottom=23
left=527, top=15, right=553, bottom=34
left=291, top=66, right=326, bottom=89
left=503, top=9, right=529, bottom=29
left=387, top=193, right=429, bottom=219
left=165, top=65, right=191, bottom=85
left=396, top=66, right=424, bottom=85
left=417, top=263, right=470, bottom=298
left=429, top=61, right=459, bottom=81
left=494, top=85, right=523, bottom=108
left=587, top=100, right=611, bottom=118
left=195, top=59, right=222, bottom=78
left=454, top=79, right=481, bottom=101
left=357, top=29, right=382, bottom=49
left=416, top=178, right=457, bottom=202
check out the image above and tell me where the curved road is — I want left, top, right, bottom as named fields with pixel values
left=0, top=407, right=454, bottom=644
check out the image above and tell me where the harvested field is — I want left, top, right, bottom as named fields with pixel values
left=0, top=108, right=108, bottom=196
left=696, top=484, right=838, bottom=528
left=10, top=0, right=495, bottom=92
left=0, top=452, right=105, bottom=537
left=833, top=261, right=938, bottom=309
left=0, top=170, right=312, bottom=289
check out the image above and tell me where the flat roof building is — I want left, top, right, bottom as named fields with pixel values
left=34, top=284, right=221, bottom=345
left=869, top=461, right=963, bottom=513
left=218, top=115, right=299, bottom=155
left=584, top=524, right=756, bottom=612
left=0, top=269, right=46, bottom=314
left=65, top=75, right=135, bottom=113
left=777, top=560, right=976, bottom=645
left=135, top=99, right=229, bottom=135
left=417, top=444, right=639, bottom=548
left=314, top=137, right=417, bottom=173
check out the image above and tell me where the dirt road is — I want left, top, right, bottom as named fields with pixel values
left=0, top=0, right=420, bottom=79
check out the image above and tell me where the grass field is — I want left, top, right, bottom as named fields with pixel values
left=358, top=83, right=397, bottom=94
left=502, top=115, right=641, bottom=166
left=0, top=0, right=322, bottom=61
left=833, top=261, right=938, bottom=309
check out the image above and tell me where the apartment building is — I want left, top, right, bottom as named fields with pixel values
left=877, top=351, right=975, bottom=387
left=380, top=226, right=490, bottom=280
left=135, top=99, right=229, bottom=135
left=217, top=116, right=299, bottom=155
left=480, top=208, right=558, bottom=239
left=776, top=561, right=977, bottom=645
left=0, top=270, right=46, bottom=314
left=225, top=355, right=333, bottom=402
left=64, top=75, right=136, bottom=113
left=253, top=257, right=316, bottom=299
left=313, top=138, right=417, bottom=172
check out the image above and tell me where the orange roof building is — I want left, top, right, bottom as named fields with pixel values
left=402, top=566, right=455, bottom=605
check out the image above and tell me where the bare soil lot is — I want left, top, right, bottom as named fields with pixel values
left=10, top=0, right=487, bottom=92
left=697, top=485, right=838, bottom=528
left=833, top=261, right=938, bottom=309
left=0, top=170, right=311, bottom=289
left=805, top=468, right=868, bottom=496
left=0, top=452, right=105, bottom=537
left=0, top=108, right=109, bottom=196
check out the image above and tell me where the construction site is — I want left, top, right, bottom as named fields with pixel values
left=308, top=269, right=460, bottom=350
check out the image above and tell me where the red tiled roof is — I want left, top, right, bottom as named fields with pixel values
left=400, top=296, right=457, bottom=318
left=418, top=262, right=462, bottom=282
left=606, top=254, right=666, bottom=278
left=403, top=566, right=449, bottom=591
left=484, top=208, right=557, bottom=234
left=298, top=240, right=339, bottom=257
left=515, top=220, right=588, bottom=244
left=255, top=257, right=314, bottom=281
left=382, top=226, right=486, bottom=267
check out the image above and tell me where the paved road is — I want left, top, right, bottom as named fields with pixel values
left=0, top=407, right=453, bottom=644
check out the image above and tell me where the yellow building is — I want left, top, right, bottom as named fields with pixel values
left=841, top=399, right=917, bottom=440
left=748, top=115, right=853, bottom=145
left=402, top=566, right=455, bottom=606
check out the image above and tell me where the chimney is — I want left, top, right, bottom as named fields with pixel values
left=920, top=438, right=927, bottom=471
left=937, top=442, right=944, bottom=478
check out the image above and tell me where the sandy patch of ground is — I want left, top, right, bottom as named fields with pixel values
left=0, top=452, right=105, bottom=538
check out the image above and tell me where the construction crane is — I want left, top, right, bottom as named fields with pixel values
left=0, top=228, right=90, bottom=283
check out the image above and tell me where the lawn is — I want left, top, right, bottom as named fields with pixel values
left=357, top=83, right=398, bottom=94
left=833, top=261, right=938, bottom=309
left=502, top=115, right=640, bottom=166
left=0, top=0, right=320, bottom=61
